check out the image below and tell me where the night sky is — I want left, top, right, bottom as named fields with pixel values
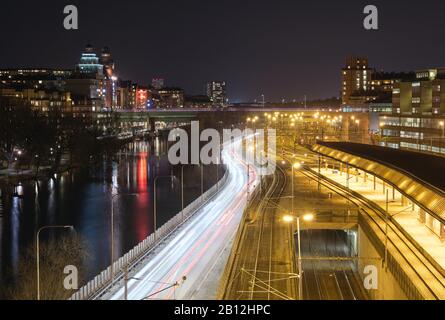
left=1, top=0, right=445, bottom=102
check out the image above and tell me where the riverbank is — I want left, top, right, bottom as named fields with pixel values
left=0, top=138, right=223, bottom=295
left=0, top=136, right=135, bottom=189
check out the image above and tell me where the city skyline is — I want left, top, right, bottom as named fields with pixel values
left=2, top=1, right=445, bottom=102
left=3, top=0, right=445, bottom=306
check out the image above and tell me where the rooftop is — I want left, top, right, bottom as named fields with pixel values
left=318, top=142, right=445, bottom=192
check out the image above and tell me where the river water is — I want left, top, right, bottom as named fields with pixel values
left=0, top=138, right=221, bottom=290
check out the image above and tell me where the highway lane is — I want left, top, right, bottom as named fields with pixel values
left=104, top=138, right=260, bottom=300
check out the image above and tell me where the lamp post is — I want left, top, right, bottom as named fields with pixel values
left=291, top=162, right=302, bottom=216
left=36, top=225, right=73, bottom=300
left=154, top=175, right=176, bottom=242
left=283, top=213, right=314, bottom=300
left=111, top=193, right=138, bottom=288
left=383, top=192, right=412, bottom=270
left=122, top=265, right=141, bottom=300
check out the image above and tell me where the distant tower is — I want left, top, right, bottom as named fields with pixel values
left=341, top=56, right=372, bottom=105
left=76, top=44, right=103, bottom=75
left=207, top=81, right=227, bottom=107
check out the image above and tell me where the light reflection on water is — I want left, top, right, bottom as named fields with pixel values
left=0, top=140, right=219, bottom=287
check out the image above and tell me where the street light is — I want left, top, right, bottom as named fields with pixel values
left=111, top=193, right=138, bottom=288
left=36, top=225, right=74, bottom=300
left=291, top=162, right=302, bottom=218
left=302, top=213, right=314, bottom=222
left=282, top=212, right=314, bottom=300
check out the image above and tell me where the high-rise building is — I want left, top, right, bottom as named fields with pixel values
left=341, top=57, right=373, bottom=106
left=136, top=86, right=149, bottom=109
left=76, top=44, right=104, bottom=76
left=207, top=81, right=227, bottom=107
left=100, top=46, right=117, bottom=109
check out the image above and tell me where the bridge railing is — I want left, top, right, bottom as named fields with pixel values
left=69, top=167, right=230, bottom=300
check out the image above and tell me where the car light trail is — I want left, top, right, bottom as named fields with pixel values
left=107, top=138, right=259, bottom=300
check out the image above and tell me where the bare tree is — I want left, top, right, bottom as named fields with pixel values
left=1, top=234, right=89, bottom=300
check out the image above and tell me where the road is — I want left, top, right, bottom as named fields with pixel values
left=103, top=138, right=259, bottom=300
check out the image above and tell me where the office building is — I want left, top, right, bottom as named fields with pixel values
left=0, top=68, right=72, bottom=91
left=207, top=81, right=227, bottom=107
left=380, top=68, right=445, bottom=154
left=0, top=87, right=72, bottom=113
left=341, top=57, right=373, bottom=106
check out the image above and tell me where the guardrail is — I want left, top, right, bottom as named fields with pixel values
left=69, top=167, right=229, bottom=300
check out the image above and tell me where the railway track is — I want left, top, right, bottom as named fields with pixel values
left=299, top=165, right=445, bottom=299
left=221, top=163, right=291, bottom=300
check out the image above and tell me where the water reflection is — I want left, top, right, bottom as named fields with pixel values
left=0, top=139, right=220, bottom=287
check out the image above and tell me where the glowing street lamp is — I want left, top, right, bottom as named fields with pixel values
left=283, top=215, right=294, bottom=223
left=283, top=212, right=315, bottom=300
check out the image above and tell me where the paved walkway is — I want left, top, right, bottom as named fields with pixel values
left=316, top=167, right=445, bottom=272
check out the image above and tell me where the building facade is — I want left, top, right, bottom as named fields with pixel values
left=207, top=81, right=227, bottom=107
left=380, top=68, right=445, bottom=154
left=341, top=57, right=373, bottom=106
left=153, top=88, right=184, bottom=108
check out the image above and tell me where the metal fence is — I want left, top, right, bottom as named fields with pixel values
left=69, top=167, right=229, bottom=300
